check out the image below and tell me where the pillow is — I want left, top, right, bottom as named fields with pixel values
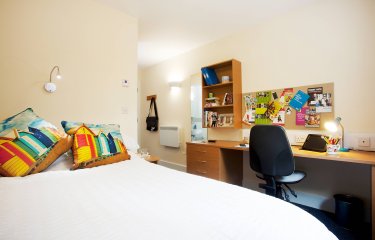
left=61, top=121, right=130, bottom=170
left=122, top=134, right=140, bottom=152
left=43, top=150, right=73, bottom=172
left=0, top=108, right=71, bottom=177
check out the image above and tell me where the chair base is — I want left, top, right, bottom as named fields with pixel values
left=257, top=170, right=306, bottom=201
left=259, top=182, right=293, bottom=201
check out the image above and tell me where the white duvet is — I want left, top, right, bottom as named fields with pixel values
left=0, top=155, right=337, bottom=240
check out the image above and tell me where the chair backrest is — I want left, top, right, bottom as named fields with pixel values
left=249, top=125, right=294, bottom=177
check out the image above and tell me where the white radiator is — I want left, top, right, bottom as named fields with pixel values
left=159, top=126, right=180, bottom=148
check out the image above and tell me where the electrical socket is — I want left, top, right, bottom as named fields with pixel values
left=358, top=137, right=370, bottom=147
left=295, top=135, right=307, bottom=143
left=121, top=79, right=129, bottom=87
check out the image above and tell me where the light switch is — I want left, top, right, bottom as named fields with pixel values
left=121, top=106, right=128, bottom=114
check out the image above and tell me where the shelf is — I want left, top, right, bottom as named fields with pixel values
left=205, top=126, right=234, bottom=129
left=201, top=59, right=242, bottom=129
left=204, top=104, right=233, bottom=110
left=203, top=82, right=233, bottom=89
left=205, top=97, right=220, bottom=100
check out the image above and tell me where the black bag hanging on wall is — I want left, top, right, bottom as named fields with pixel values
left=146, top=98, right=159, bottom=131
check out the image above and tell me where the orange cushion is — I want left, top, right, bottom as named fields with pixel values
left=61, top=121, right=130, bottom=170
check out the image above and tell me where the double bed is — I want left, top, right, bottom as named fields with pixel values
left=0, top=151, right=337, bottom=240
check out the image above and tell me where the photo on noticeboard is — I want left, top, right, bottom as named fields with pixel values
left=272, top=110, right=285, bottom=126
left=307, top=87, right=332, bottom=113
left=242, top=94, right=256, bottom=124
left=304, top=107, right=320, bottom=128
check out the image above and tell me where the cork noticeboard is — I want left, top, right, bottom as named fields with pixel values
left=242, top=82, right=334, bottom=130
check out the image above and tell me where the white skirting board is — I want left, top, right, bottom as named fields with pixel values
left=158, top=160, right=186, bottom=172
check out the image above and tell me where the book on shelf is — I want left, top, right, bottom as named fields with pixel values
left=218, top=113, right=234, bottom=127
left=201, top=67, right=219, bottom=86
left=204, top=110, right=219, bottom=128
left=222, top=93, right=233, bottom=105
left=204, top=111, right=234, bottom=128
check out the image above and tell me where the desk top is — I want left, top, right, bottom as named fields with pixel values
left=187, top=140, right=248, bottom=151
left=187, top=141, right=375, bottom=166
left=292, top=146, right=375, bottom=165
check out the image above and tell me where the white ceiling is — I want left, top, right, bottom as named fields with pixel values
left=96, top=0, right=318, bottom=68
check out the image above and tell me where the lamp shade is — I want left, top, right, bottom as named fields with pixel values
left=324, top=117, right=341, bottom=132
left=324, top=121, right=338, bottom=132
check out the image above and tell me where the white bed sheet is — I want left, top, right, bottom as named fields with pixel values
left=0, top=155, right=337, bottom=240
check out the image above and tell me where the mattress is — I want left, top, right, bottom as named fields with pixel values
left=0, top=154, right=337, bottom=240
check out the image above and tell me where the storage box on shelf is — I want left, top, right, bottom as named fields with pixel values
left=201, top=59, right=242, bottom=129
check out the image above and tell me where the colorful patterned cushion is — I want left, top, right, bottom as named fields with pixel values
left=0, top=108, right=71, bottom=177
left=61, top=121, right=130, bottom=169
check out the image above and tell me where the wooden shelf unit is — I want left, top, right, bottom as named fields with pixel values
left=201, top=59, right=242, bottom=129
left=202, top=82, right=233, bottom=89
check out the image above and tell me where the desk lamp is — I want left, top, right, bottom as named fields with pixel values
left=324, top=117, right=349, bottom=152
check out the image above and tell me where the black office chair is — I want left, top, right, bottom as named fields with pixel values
left=249, top=125, right=306, bottom=201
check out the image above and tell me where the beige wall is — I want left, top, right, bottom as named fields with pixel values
left=140, top=0, right=375, bottom=165
left=0, top=0, right=138, bottom=141
left=139, top=0, right=375, bottom=215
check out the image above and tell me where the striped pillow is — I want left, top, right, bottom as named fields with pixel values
left=0, top=108, right=71, bottom=177
left=61, top=121, right=130, bottom=169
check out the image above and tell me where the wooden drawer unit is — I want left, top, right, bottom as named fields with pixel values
left=186, top=141, right=245, bottom=186
left=186, top=143, right=220, bottom=180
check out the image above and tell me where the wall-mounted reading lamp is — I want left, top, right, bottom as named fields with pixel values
left=324, top=117, right=349, bottom=152
left=44, top=66, right=62, bottom=93
left=168, top=81, right=182, bottom=95
left=168, top=81, right=181, bottom=88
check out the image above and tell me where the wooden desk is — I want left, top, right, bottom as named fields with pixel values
left=291, top=146, right=375, bottom=165
left=186, top=141, right=375, bottom=238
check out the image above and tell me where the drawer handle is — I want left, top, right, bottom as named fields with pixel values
left=197, top=150, right=207, bottom=153
left=196, top=170, right=207, bottom=174
left=200, top=160, right=207, bottom=163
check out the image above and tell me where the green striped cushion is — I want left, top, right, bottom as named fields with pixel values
left=0, top=108, right=70, bottom=177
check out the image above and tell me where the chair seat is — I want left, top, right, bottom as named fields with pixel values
left=256, top=170, right=306, bottom=184
left=275, top=170, right=306, bottom=184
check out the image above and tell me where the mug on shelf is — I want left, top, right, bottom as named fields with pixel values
left=222, top=76, right=230, bottom=83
